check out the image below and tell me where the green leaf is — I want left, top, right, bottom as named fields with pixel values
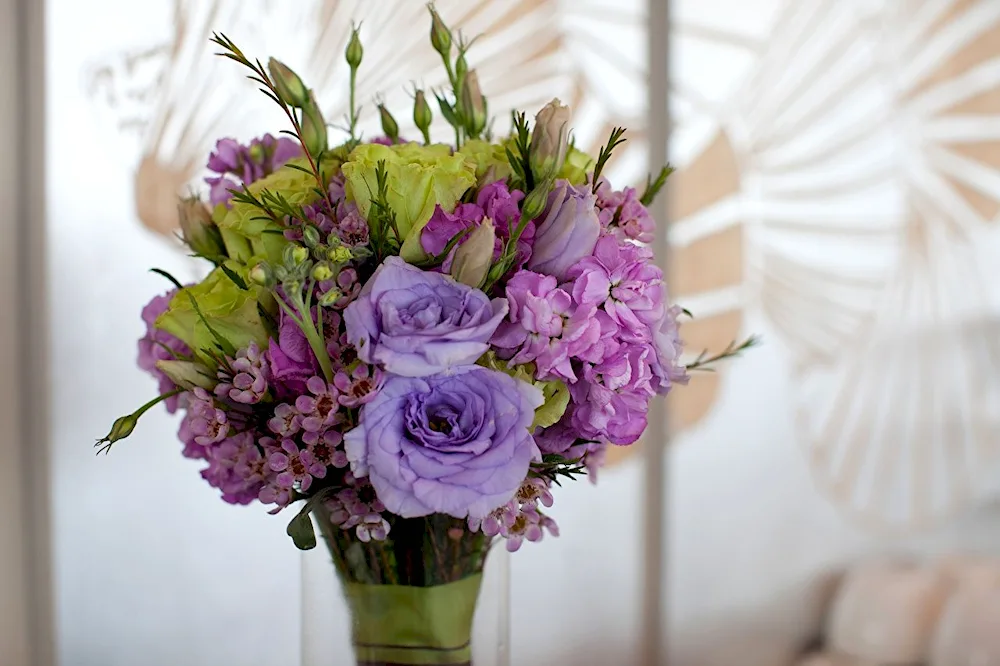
left=286, top=507, right=317, bottom=550
left=219, top=264, right=248, bottom=290
left=150, top=268, right=184, bottom=291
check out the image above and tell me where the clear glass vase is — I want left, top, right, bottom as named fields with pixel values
left=301, top=506, right=510, bottom=666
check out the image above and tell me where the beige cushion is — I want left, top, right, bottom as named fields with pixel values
left=826, top=559, right=949, bottom=663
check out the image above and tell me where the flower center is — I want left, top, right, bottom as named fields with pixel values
left=428, top=417, right=452, bottom=434
left=315, top=394, right=335, bottom=417
left=511, top=515, right=527, bottom=533
left=516, top=484, right=540, bottom=504
left=290, top=456, right=306, bottom=477
left=352, top=379, right=373, bottom=398
left=312, top=443, right=331, bottom=463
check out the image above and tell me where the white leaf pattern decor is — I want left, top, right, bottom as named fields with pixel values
left=670, top=0, right=1000, bottom=530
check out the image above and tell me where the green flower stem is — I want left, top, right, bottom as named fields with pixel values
left=349, top=67, right=359, bottom=141
left=441, top=59, right=463, bottom=148
left=275, top=296, right=334, bottom=383
left=135, top=389, right=184, bottom=418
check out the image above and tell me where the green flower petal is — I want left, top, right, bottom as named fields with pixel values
left=342, top=142, right=476, bottom=253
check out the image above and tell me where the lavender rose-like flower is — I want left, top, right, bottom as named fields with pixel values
left=344, top=366, right=543, bottom=519
left=343, top=257, right=508, bottom=377
left=527, top=179, right=601, bottom=280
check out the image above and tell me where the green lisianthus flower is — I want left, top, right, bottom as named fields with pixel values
left=558, top=146, right=595, bottom=186
left=341, top=142, right=476, bottom=261
left=155, top=262, right=269, bottom=360
left=478, top=352, right=570, bottom=430
left=216, top=158, right=318, bottom=265
left=457, top=139, right=512, bottom=185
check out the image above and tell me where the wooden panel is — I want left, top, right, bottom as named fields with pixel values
left=0, top=0, right=31, bottom=663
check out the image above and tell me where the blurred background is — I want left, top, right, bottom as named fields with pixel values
left=3, top=0, right=1000, bottom=664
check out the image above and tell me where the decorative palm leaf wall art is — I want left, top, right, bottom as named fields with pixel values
left=666, top=0, right=1000, bottom=530
left=790, top=0, right=1000, bottom=530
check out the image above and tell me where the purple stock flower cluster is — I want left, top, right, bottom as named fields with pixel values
left=493, top=180, right=687, bottom=450
left=205, top=134, right=301, bottom=208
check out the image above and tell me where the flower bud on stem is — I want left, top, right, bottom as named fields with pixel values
left=378, top=103, right=399, bottom=144
left=268, top=58, right=310, bottom=108
left=413, top=89, right=433, bottom=145
left=346, top=23, right=364, bottom=140
left=461, top=69, right=487, bottom=140
left=301, top=91, right=328, bottom=157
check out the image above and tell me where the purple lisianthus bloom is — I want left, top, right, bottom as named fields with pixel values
left=490, top=270, right=600, bottom=381
left=527, top=179, right=601, bottom=280
left=137, top=289, right=192, bottom=413
left=265, top=308, right=319, bottom=397
left=568, top=234, right=665, bottom=342
left=343, top=257, right=508, bottom=377
left=420, top=202, right=484, bottom=267
left=477, top=181, right=533, bottom=268
left=344, top=366, right=543, bottom=520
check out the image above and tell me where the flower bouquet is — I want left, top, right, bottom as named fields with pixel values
left=99, top=6, right=753, bottom=665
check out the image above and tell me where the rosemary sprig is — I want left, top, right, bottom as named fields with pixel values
left=210, top=33, right=333, bottom=208
left=640, top=164, right=675, bottom=206
left=685, top=335, right=760, bottom=372
left=591, top=127, right=627, bottom=194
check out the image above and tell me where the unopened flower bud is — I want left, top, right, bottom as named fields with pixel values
left=345, top=24, right=363, bottom=69
left=455, top=52, right=468, bottom=92
left=291, top=246, right=310, bottom=265
left=302, top=225, right=322, bottom=248
left=97, top=413, right=138, bottom=451
left=521, top=180, right=551, bottom=221
left=268, top=58, right=310, bottom=108
left=273, top=265, right=289, bottom=281
left=248, top=261, right=275, bottom=288
left=312, top=263, right=334, bottom=281
left=529, top=98, right=571, bottom=181
left=327, top=246, right=353, bottom=264
left=413, top=90, right=433, bottom=142
left=177, top=196, right=225, bottom=260
left=450, top=218, right=495, bottom=288
left=428, top=4, right=452, bottom=57
left=155, top=360, right=215, bottom=391
left=318, top=289, right=341, bottom=307
left=378, top=104, right=399, bottom=143
left=301, top=92, right=328, bottom=157
left=461, top=70, right=487, bottom=137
